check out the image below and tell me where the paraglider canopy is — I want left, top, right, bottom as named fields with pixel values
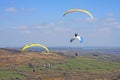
left=21, top=43, right=49, bottom=53
left=63, top=8, right=93, bottom=20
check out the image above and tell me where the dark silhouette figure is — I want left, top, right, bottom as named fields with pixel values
left=75, top=33, right=78, bottom=37
left=75, top=53, right=78, bottom=56
left=33, top=69, right=35, bottom=72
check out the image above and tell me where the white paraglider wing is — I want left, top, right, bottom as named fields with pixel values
left=70, top=34, right=83, bottom=43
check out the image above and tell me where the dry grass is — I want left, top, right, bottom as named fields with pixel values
left=0, top=49, right=64, bottom=66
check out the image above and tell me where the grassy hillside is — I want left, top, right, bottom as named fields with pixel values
left=0, top=48, right=120, bottom=80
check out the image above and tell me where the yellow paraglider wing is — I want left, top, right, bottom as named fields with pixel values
left=21, top=43, right=49, bottom=53
left=63, top=9, right=93, bottom=20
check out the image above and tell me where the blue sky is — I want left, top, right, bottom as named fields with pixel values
left=0, top=0, right=120, bottom=47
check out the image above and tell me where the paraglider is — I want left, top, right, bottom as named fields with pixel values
left=70, top=33, right=83, bottom=43
left=63, top=8, right=93, bottom=20
left=21, top=43, right=49, bottom=53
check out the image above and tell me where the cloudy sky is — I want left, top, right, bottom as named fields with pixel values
left=0, top=0, right=120, bottom=47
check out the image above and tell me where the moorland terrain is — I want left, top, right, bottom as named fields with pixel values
left=0, top=48, right=120, bottom=80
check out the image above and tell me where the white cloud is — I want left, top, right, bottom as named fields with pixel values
left=22, top=30, right=31, bottom=34
left=54, top=27, right=70, bottom=32
left=29, top=21, right=71, bottom=37
left=13, top=26, right=32, bottom=34
left=74, top=17, right=96, bottom=24
left=115, top=24, right=120, bottom=29
left=35, top=23, right=55, bottom=29
left=11, top=21, right=65, bottom=35
left=97, top=27, right=111, bottom=33
left=103, top=17, right=120, bottom=30
left=13, top=25, right=27, bottom=30
left=5, top=7, right=36, bottom=13
left=106, top=13, right=114, bottom=17
left=35, top=21, right=65, bottom=29
left=5, top=7, right=17, bottom=12
left=94, top=15, right=120, bottom=34
left=19, top=8, right=36, bottom=12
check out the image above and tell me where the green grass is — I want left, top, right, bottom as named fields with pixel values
left=0, top=55, right=120, bottom=79
left=0, top=71, right=26, bottom=79
left=49, top=56, right=120, bottom=73
left=16, top=65, right=33, bottom=71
